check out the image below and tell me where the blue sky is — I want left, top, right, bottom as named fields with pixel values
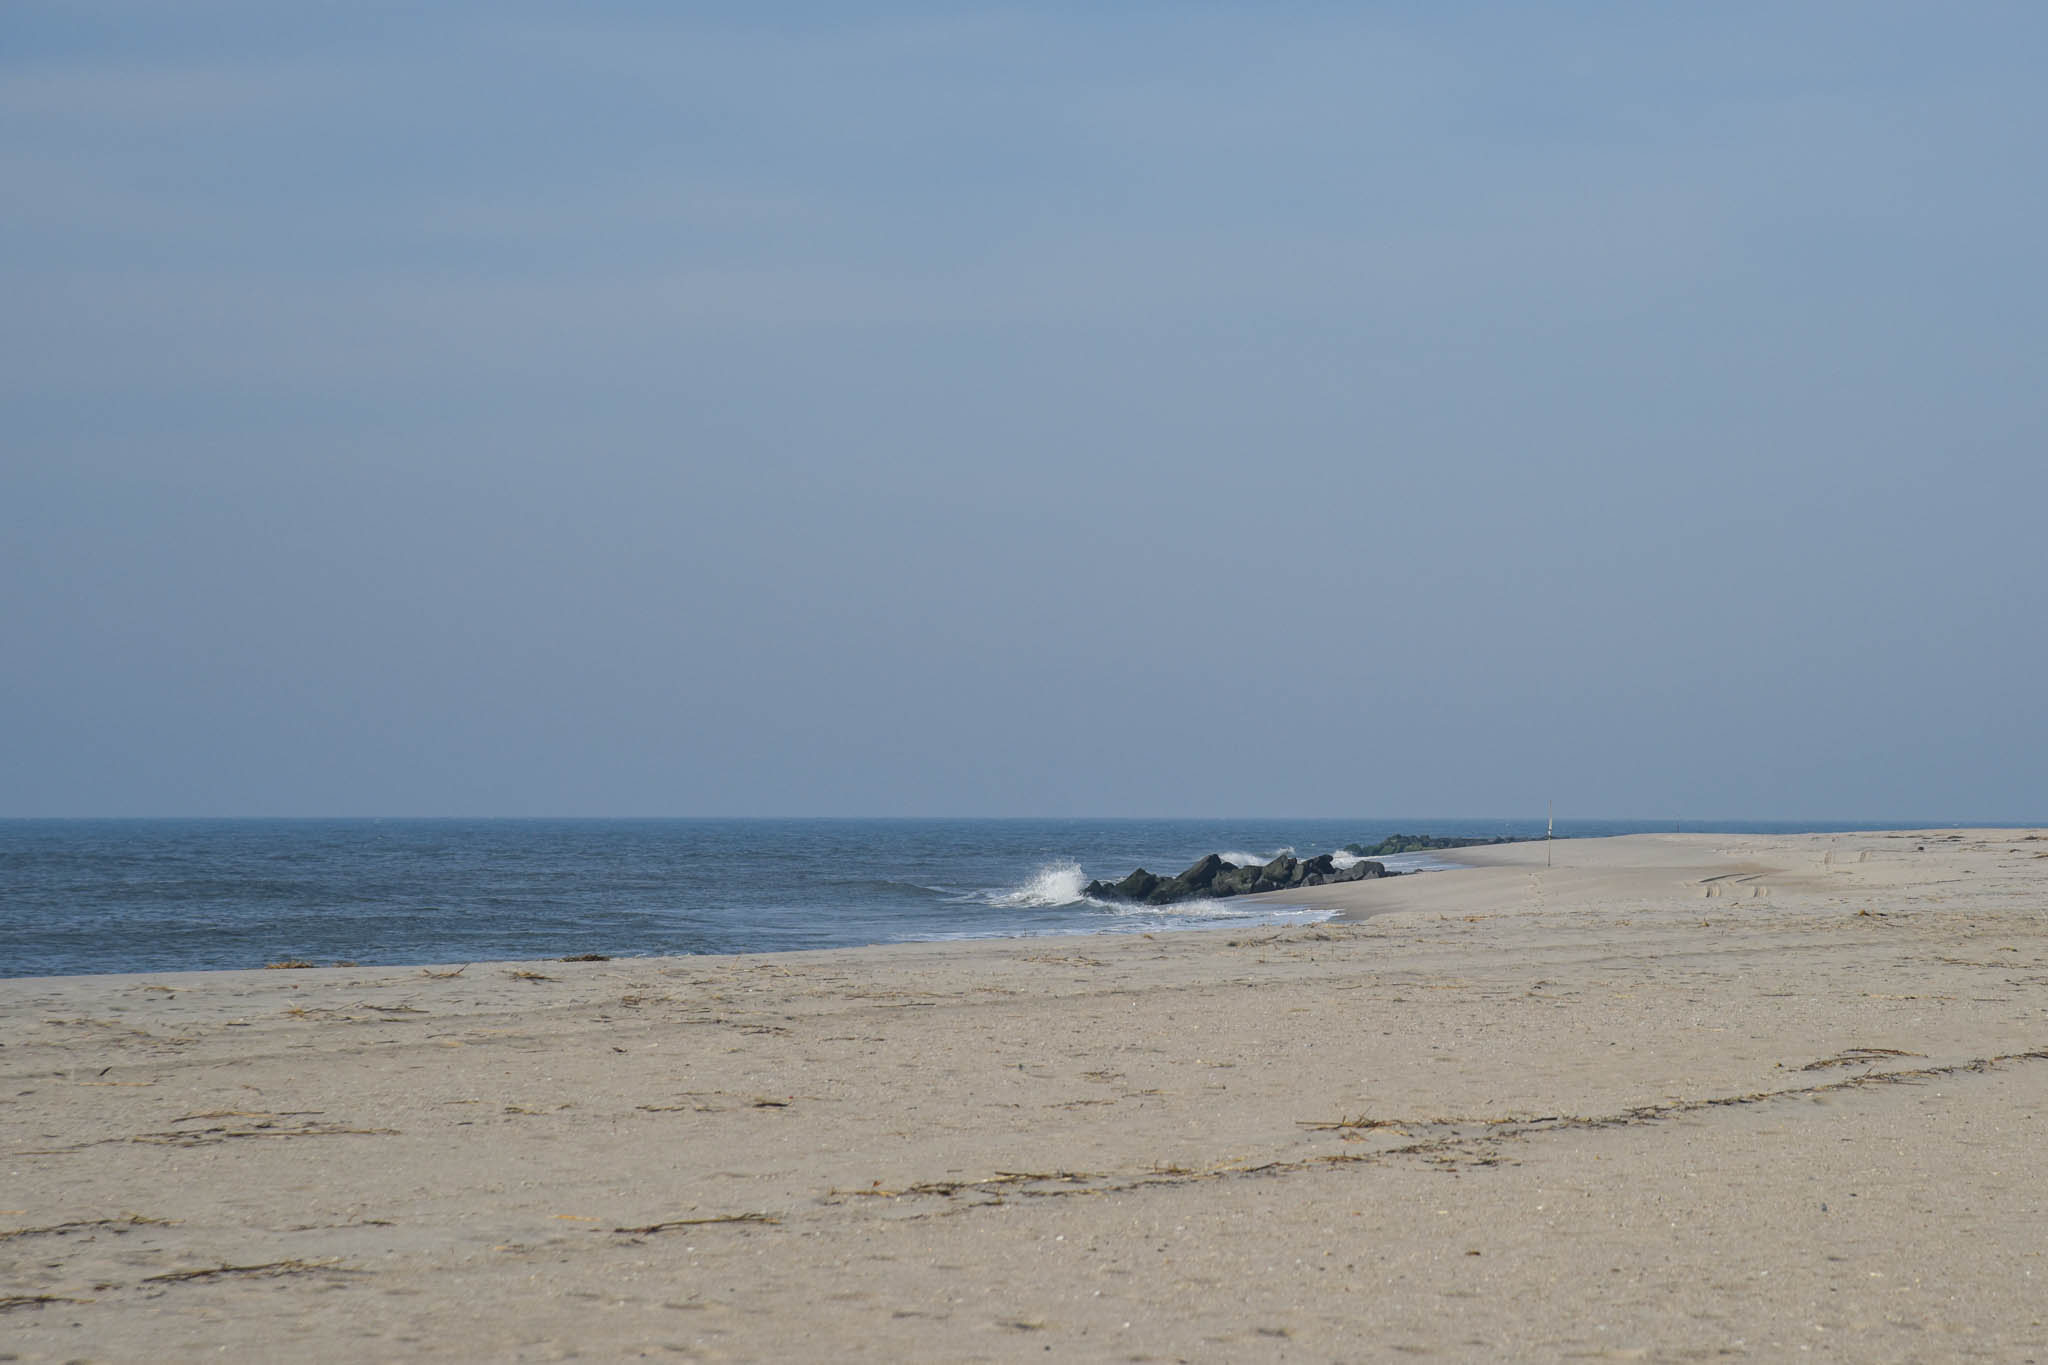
left=4, top=2, right=2044, bottom=817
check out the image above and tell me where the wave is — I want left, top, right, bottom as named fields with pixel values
left=1099, top=896, right=1273, bottom=920
left=898, top=902, right=1335, bottom=943
left=982, top=861, right=1303, bottom=916
left=979, top=851, right=1367, bottom=922
left=1219, top=846, right=1294, bottom=868
left=986, top=860, right=1091, bottom=908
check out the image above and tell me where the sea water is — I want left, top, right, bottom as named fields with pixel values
left=0, top=817, right=1925, bottom=978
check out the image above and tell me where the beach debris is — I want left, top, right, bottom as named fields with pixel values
left=285, top=1001, right=426, bottom=1022
left=612, top=1212, right=777, bottom=1236
left=421, top=965, right=468, bottom=978
left=1799, top=1048, right=1925, bottom=1071
left=507, top=969, right=555, bottom=982
left=819, top=1050, right=2048, bottom=1211
left=1297, top=1115, right=1409, bottom=1133
left=1, top=1294, right=96, bottom=1312
left=130, top=1121, right=399, bottom=1147
left=0, top=1213, right=171, bottom=1241
left=7, top=1118, right=398, bottom=1155
left=561, top=953, right=611, bottom=961
left=141, top=1258, right=353, bottom=1284
left=264, top=959, right=317, bottom=969
left=832, top=1170, right=1099, bottom=1200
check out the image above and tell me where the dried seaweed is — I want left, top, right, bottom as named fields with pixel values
left=832, top=1170, right=1097, bottom=1199
left=286, top=1002, right=425, bottom=1021
left=835, top=1049, right=2048, bottom=1208
left=1296, top=1115, right=1410, bottom=1132
left=1800, top=1047, right=1925, bottom=1071
left=128, top=1122, right=399, bottom=1147
left=612, top=1212, right=777, bottom=1235
left=15, top=1120, right=396, bottom=1156
left=142, top=1258, right=353, bottom=1283
left=0, top=1214, right=170, bottom=1241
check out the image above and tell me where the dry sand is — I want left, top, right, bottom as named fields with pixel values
left=4, top=830, right=2046, bottom=1362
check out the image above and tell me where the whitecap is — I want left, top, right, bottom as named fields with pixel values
left=986, top=860, right=1090, bottom=908
left=1219, top=846, right=1294, bottom=868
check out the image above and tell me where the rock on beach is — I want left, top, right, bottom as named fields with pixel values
left=1083, top=850, right=1389, bottom=905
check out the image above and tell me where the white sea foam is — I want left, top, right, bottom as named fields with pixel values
left=1219, top=846, right=1294, bottom=867
left=901, top=903, right=1335, bottom=943
left=1102, top=896, right=1252, bottom=919
left=987, top=860, right=1090, bottom=908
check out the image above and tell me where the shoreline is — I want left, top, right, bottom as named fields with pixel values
left=0, top=837, right=1685, bottom=987
left=3, top=818, right=1980, bottom=982
left=5, top=828, right=2046, bottom=1360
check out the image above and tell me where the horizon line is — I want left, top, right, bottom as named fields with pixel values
left=0, top=814, right=2030, bottom=826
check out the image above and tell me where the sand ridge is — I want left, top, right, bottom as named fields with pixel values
left=3, top=830, right=2046, bottom=1361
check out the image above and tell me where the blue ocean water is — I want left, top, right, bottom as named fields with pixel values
left=0, top=818, right=1931, bottom=978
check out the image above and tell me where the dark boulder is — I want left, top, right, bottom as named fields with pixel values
left=1087, top=851, right=1399, bottom=904
left=1210, top=865, right=1260, bottom=896
left=1328, top=858, right=1387, bottom=884
left=1144, top=853, right=1240, bottom=904
left=1117, top=868, right=1163, bottom=900
left=1081, top=867, right=1162, bottom=902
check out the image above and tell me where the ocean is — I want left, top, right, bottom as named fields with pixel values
left=0, top=817, right=1930, bottom=978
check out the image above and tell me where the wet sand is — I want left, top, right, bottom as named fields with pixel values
left=4, top=830, right=2046, bottom=1361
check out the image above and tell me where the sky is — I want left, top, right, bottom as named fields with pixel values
left=3, top=2, right=2045, bottom=819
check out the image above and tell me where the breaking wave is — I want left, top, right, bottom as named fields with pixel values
left=965, top=853, right=1342, bottom=935
left=1219, top=846, right=1294, bottom=867
left=986, top=861, right=1091, bottom=908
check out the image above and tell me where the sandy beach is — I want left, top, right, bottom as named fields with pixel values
left=4, top=829, right=2045, bottom=1362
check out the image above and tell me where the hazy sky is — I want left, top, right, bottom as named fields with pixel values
left=5, top=2, right=2044, bottom=819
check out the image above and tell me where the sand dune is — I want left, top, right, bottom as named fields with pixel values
left=3, top=830, right=2045, bottom=1361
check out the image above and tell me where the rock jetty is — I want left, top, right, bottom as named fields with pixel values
left=1083, top=852, right=1389, bottom=906
left=1342, top=833, right=1516, bottom=857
